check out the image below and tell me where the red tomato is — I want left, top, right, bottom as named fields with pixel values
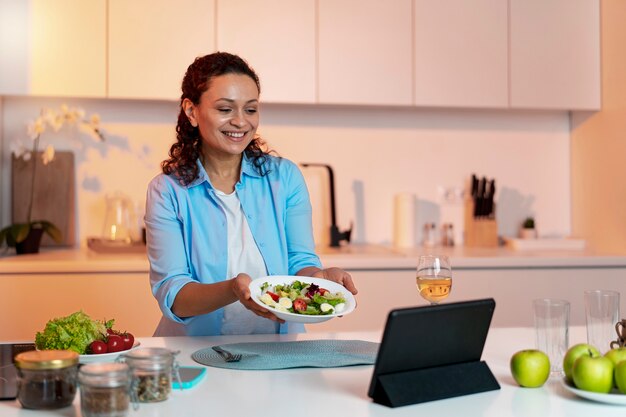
left=107, top=334, right=124, bottom=353
left=120, top=332, right=135, bottom=350
left=319, top=288, right=329, bottom=295
left=106, top=328, right=116, bottom=335
left=293, top=299, right=307, bottom=312
left=89, top=340, right=108, bottom=354
left=267, top=291, right=280, bottom=302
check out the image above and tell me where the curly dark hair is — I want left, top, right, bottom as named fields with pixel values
left=162, top=52, right=270, bottom=185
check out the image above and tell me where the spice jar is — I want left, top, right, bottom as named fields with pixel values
left=121, top=347, right=180, bottom=403
left=79, top=362, right=131, bottom=417
left=423, top=223, right=437, bottom=247
left=441, top=223, right=455, bottom=247
left=14, top=350, right=79, bottom=409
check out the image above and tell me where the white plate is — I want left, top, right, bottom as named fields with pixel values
left=79, top=342, right=141, bottom=364
left=561, top=378, right=626, bottom=405
left=249, top=275, right=356, bottom=324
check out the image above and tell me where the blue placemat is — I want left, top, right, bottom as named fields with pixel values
left=191, top=339, right=379, bottom=370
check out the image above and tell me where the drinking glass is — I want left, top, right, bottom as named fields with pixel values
left=416, top=255, right=452, bottom=305
left=533, top=298, right=570, bottom=376
left=585, top=289, right=620, bottom=353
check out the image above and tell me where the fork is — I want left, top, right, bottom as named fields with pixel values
left=212, top=346, right=242, bottom=362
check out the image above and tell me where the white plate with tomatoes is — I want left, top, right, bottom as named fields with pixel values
left=79, top=332, right=139, bottom=364
left=249, top=275, right=356, bottom=324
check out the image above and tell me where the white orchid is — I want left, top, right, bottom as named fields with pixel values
left=1, top=105, right=106, bottom=250
left=42, top=145, right=55, bottom=165
left=16, top=104, right=105, bottom=165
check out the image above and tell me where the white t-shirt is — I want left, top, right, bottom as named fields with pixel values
left=214, top=189, right=279, bottom=335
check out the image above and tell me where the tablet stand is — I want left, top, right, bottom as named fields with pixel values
left=370, top=360, right=500, bottom=408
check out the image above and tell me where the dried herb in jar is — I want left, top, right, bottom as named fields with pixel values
left=81, top=386, right=130, bottom=417
left=134, top=372, right=171, bottom=402
left=78, top=362, right=131, bottom=417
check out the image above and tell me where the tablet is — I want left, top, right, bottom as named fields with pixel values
left=368, top=298, right=498, bottom=406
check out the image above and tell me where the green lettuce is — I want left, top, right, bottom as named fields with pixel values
left=34, top=311, right=107, bottom=354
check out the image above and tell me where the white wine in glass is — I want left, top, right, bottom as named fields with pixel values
left=416, top=255, right=452, bottom=305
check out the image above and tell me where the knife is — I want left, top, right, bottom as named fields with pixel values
left=477, top=177, right=487, bottom=217
left=487, top=179, right=496, bottom=218
left=471, top=174, right=478, bottom=198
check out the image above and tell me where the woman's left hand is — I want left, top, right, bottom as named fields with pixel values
left=311, top=267, right=358, bottom=295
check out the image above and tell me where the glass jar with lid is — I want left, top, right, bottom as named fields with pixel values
left=121, top=347, right=180, bottom=403
left=79, top=362, right=132, bottom=417
left=14, top=349, right=79, bottom=409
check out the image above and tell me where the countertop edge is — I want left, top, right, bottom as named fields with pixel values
left=2, top=246, right=626, bottom=274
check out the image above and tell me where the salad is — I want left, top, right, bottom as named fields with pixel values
left=258, top=280, right=346, bottom=315
left=35, top=310, right=135, bottom=355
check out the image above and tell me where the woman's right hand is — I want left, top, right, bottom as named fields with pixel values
left=231, top=273, right=285, bottom=323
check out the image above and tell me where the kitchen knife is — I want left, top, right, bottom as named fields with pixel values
left=471, top=174, right=478, bottom=198
left=487, top=179, right=496, bottom=218
left=474, top=177, right=485, bottom=217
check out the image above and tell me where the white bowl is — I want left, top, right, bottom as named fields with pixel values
left=79, top=342, right=141, bottom=364
left=249, top=275, right=356, bottom=324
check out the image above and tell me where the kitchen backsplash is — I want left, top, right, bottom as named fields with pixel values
left=0, top=96, right=571, bottom=248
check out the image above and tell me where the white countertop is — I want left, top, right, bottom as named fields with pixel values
left=1, top=326, right=623, bottom=417
left=2, top=244, right=626, bottom=274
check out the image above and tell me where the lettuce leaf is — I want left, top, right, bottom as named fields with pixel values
left=34, top=311, right=106, bottom=354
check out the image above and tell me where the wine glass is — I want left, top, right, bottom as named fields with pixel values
left=416, top=255, right=452, bottom=305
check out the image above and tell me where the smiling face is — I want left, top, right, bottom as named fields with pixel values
left=184, top=73, right=260, bottom=161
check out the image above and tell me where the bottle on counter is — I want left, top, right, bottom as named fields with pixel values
left=423, top=223, right=437, bottom=247
left=441, top=223, right=455, bottom=247
left=121, top=347, right=181, bottom=403
left=79, top=362, right=132, bottom=417
left=14, top=350, right=79, bottom=410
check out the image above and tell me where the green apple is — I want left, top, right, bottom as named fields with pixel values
left=614, top=361, right=626, bottom=394
left=604, top=347, right=626, bottom=366
left=563, top=343, right=600, bottom=382
left=572, top=355, right=614, bottom=393
left=604, top=347, right=626, bottom=387
left=510, top=349, right=550, bottom=388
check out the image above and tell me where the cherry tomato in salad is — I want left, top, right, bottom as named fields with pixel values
left=267, top=291, right=280, bottom=302
left=120, top=332, right=135, bottom=350
left=319, top=288, right=329, bottom=295
left=107, top=334, right=125, bottom=352
left=89, top=340, right=108, bottom=354
left=293, top=299, right=307, bottom=312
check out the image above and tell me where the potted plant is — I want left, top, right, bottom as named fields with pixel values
left=519, top=217, right=537, bottom=239
left=0, top=105, right=104, bottom=254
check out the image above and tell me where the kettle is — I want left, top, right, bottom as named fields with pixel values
left=102, top=192, right=134, bottom=243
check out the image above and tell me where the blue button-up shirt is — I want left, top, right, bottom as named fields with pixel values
left=145, top=154, right=322, bottom=336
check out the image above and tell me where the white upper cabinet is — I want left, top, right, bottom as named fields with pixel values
left=509, top=0, right=600, bottom=110
left=216, top=0, right=316, bottom=104
left=413, top=0, right=508, bottom=108
left=0, top=0, right=106, bottom=97
left=318, top=0, right=413, bottom=106
left=108, top=0, right=215, bottom=100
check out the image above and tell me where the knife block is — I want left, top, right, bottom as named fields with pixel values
left=464, top=199, right=498, bottom=248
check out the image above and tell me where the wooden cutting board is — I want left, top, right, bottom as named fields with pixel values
left=11, top=151, right=75, bottom=247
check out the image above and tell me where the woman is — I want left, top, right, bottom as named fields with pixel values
left=145, top=52, right=357, bottom=336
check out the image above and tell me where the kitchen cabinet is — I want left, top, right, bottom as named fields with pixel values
left=2, top=248, right=626, bottom=340
left=0, top=0, right=106, bottom=97
left=317, top=0, right=413, bottom=106
left=310, top=266, right=626, bottom=333
left=216, top=0, right=316, bottom=104
left=0, top=272, right=161, bottom=341
left=413, top=0, right=508, bottom=108
left=509, top=0, right=601, bottom=110
left=108, top=0, right=215, bottom=100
